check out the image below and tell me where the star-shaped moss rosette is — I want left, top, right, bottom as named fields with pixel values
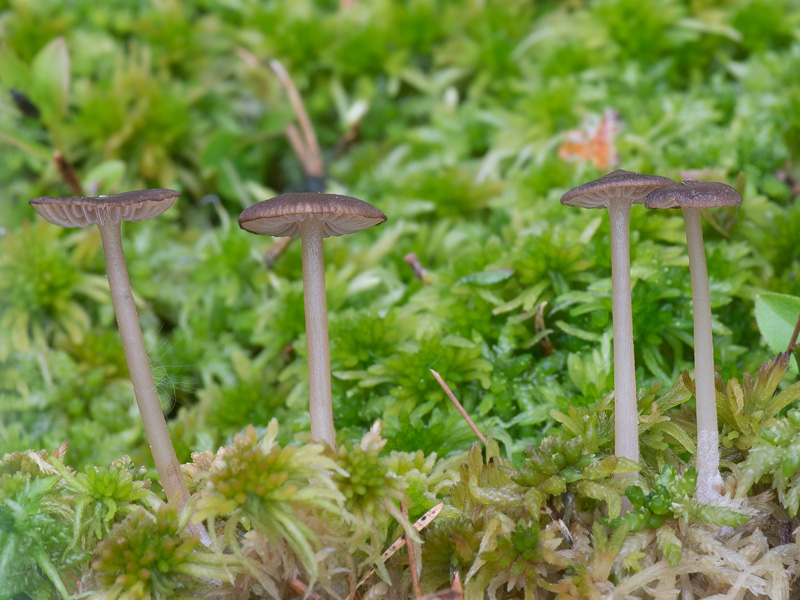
left=91, top=503, right=235, bottom=598
left=192, top=421, right=347, bottom=589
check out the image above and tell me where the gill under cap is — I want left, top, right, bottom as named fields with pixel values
left=561, top=169, right=675, bottom=209
left=30, top=189, right=180, bottom=228
left=238, top=192, right=387, bottom=238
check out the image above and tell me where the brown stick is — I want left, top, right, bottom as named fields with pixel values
left=264, top=237, right=293, bottom=269
left=54, top=151, right=84, bottom=196
left=238, top=50, right=329, bottom=268
left=402, top=503, right=422, bottom=599
left=535, top=301, right=554, bottom=356
left=286, top=578, right=325, bottom=600
left=404, top=253, right=429, bottom=284
left=429, top=369, right=487, bottom=445
left=236, top=49, right=325, bottom=181
left=270, top=59, right=324, bottom=178
left=284, top=123, right=312, bottom=172
left=349, top=503, right=444, bottom=599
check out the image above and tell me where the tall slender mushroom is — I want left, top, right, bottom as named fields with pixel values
left=561, top=170, right=674, bottom=468
left=645, top=180, right=742, bottom=503
left=29, top=190, right=190, bottom=507
left=238, top=192, right=386, bottom=449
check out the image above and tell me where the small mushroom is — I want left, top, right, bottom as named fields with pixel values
left=29, top=190, right=191, bottom=507
left=646, top=180, right=742, bottom=503
left=238, top=192, right=386, bottom=449
left=561, top=170, right=674, bottom=468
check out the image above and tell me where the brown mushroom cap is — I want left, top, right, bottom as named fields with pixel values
left=238, top=192, right=387, bottom=238
left=30, top=189, right=180, bottom=228
left=561, top=169, right=675, bottom=209
left=645, top=180, right=743, bottom=209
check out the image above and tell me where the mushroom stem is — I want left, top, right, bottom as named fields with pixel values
left=299, top=218, right=336, bottom=449
left=682, top=207, right=723, bottom=502
left=607, top=199, right=639, bottom=468
left=97, top=221, right=190, bottom=507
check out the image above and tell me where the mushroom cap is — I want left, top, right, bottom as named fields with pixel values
left=645, top=180, right=743, bottom=209
left=30, top=189, right=180, bottom=228
left=238, top=192, right=387, bottom=238
left=561, top=169, right=675, bottom=209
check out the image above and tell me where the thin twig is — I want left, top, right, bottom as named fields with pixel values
left=429, top=369, right=487, bottom=445
left=264, top=237, right=293, bottom=269
left=237, top=48, right=325, bottom=181
left=286, top=578, right=325, bottom=600
left=238, top=50, right=330, bottom=268
left=535, top=301, right=554, bottom=356
left=402, top=503, right=422, bottom=599
left=236, top=47, right=260, bottom=70
left=334, top=121, right=361, bottom=158
left=404, top=253, right=429, bottom=284
left=348, top=503, right=444, bottom=599
left=284, top=123, right=310, bottom=169
left=270, top=59, right=324, bottom=178
left=54, top=151, right=84, bottom=196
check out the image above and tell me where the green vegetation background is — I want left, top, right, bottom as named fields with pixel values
left=1, top=0, right=800, bottom=476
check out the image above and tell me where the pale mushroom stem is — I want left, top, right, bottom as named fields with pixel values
left=607, top=199, right=639, bottom=468
left=682, top=207, right=723, bottom=502
left=299, top=218, right=336, bottom=449
left=97, top=221, right=190, bottom=507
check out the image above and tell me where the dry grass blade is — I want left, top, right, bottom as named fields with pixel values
left=54, top=151, right=84, bottom=196
left=404, top=253, right=429, bottom=284
left=401, top=503, right=422, bottom=599
left=535, top=301, right=554, bottom=356
left=348, top=503, right=444, bottom=599
left=270, top=59, right=324, bottom=178
left=284, top=123, right=313, bottom=175
left=430, top=369, right=487, bottom=445
left=264, top=237, right=293, bottom=269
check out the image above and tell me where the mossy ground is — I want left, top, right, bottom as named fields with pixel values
left=2, top=0, right=800, bottom=598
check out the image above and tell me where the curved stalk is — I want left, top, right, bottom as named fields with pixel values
left=97, top=221, right=190, bottom=508
left=607, top=199, right=639, bottom=468
left=682, top=207, right=723, bottom=502
left=299, top=218, right=336, bottom=449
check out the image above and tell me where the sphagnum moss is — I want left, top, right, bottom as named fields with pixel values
left=91, top=504, right=232, bottom=599
left=192, top=421, right=347, bottom=587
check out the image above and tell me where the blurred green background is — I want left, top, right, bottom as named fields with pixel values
left=1, top=0, right=799, bottom=472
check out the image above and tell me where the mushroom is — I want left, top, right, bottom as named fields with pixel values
left=238, top=192, right=386, bottom=449
left=29, top=190, right=191, bottom=507
left=645, top=180, right=742, bottom=503
left=561, top=170, right=674, bottom=468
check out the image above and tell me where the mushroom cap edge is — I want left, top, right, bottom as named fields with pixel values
left=30, top=189, right=180, bottom=228
left=645, top=180, right=743, bottom=210
left=238, top=192, right=387, bottom=238
left=561, top=169, right=675, bottom=209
